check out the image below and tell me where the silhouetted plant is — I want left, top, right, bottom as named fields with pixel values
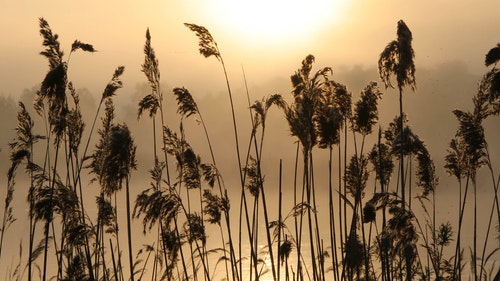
left=4, top=102, right=44, bottom=281
left=378, top=19, right=416, bottom=214
left=344, top=233, right=364, bottom=279
left=351, top=81, right=382, bottom=137
left=139, top=28, right=172, bottom=189
left=202, top=189, right=228, bottom=225
left=345, top=155, right=369, bottom=200
left=134, top=187, right=180, bottom=233
left=186, top=23, right=252, bottom=281
left=89, top=101, right=137, bottom=281
left=368, top=133, right=395, bottom=190
left=174, top=87, right=198, bottom=119
left=174, top=85, right=239, bottom=281
left=243, top=157, right=262, bottom=198
left=414, top=142, right=438, bottom=198
left=313, top=79, right=351, bottom=281
left=185, top=213, right=206, bottom=245
left=35, top=17, right=101, bottom=281
left=60, top=252, right=91, bottom=281
left=315, top=81, right=350, bottom=149
left=444, top=43, right=500, bottom=281
left=281, top=54, right=335, bottom=281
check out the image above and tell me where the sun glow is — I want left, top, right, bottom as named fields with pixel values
left=208, top=0, right=347, bottom=47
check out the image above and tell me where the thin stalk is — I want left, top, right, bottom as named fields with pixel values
left=293, top=142, right=302, bottom=281
left=251, top=117, right=277, bottom=281
left=174, top=216, right=190, bottom=281
left=114, top=193, right=125, bottom=281
left=297, top=150, right=307, bottom=281
left=399, top=89, right=406, bottom=210
left=214, top=49, right=249, bottom=281
left=453, top=176, right=471, bottom=279
left=42, top=138, right=61, bottom=281
left=0, top=181, right=13, bottom=260
left=305, top=150, right=318, bottom=281
left=473, top=175, right=477, bottom=281
left=194, top=104, right=237, bottom=281
left=278, top=160, right=283, bottom=281
left=110, top=239, right=119, bottom=281
left=338, top=137, right=345, bottom=281
left=218, top=55, right=244, bottom=188
left=329, top=146, right=340, bottom=281
left=343, top=122, right=348, bottom=279
left=309, top=154, right=322, bottom=281
left=125, top=177, right=135, bottom=281
left=479, top=173, right=500, bottom=279
left=458, top=178, right=462, bottom=281
left=377, top=127, right=389, bottom=281
left=239, top=129, right=260, bottom=280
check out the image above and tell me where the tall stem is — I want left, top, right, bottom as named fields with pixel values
left=329, top=146, right=340, bottom=281
left=399, top=88, right=406, bottom=210
left=42, top=138, right=61, bottom=281
left=125, top=177, right=135, bottom=281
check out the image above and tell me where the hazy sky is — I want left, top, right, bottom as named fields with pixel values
left=1, top=0, right=499, bottom=99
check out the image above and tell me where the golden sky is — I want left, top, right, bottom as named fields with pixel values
left=1, top=0, right=499, bottom=98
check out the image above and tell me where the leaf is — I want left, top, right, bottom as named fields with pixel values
left=30, top=237, right=50, bottom=263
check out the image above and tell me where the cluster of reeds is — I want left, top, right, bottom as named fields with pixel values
left=0, top=18, right=498, bottom=281
left=444, top=43, right=500, bottom=281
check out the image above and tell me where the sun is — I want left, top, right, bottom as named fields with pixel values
left=207, top=0, right=347, bottom=47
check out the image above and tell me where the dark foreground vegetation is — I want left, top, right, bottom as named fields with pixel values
left=0, top=18, right=499, bottom=281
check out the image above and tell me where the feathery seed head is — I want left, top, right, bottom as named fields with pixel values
left=363, top=201, right=376, bottom=223
left=98, top=124, right=137, bottom=195
left=452, top=110, right=487, bottom=174
left=174, top=87, right=198, bottom=118
left=39, top=18, right=64, bottom=69
left=243, top=156, right=263, bottom=197
left=184, top=23, right=221, bottom=60
left=202, top=189, right=228, bottom=225
left=315, top=85, right=345, bottom=148
left=351, top=81, right=382, bottom=135
left=369, top=134, right=394, bottom=187
left=185, top=213, right=206, bottom=245
left=71, top=40, right=96, bottom=53
left=102, top=66, right=125, bottom=100
left=141, top=28, right=162, bottom=104
left=444, top=138, right=466, bottom=180
left=345, top=154, right=369, bottom=199
left=378, top=20, right=416, bottom=92
left=415, top=143, right=438, bottom=197
left=485, top=43, right=500, bottom=67
left=279, top=239, right=293, bottom=265
left=134, top=188, right=181, bottom=232
left=344, top=233, right=364, bottom=271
